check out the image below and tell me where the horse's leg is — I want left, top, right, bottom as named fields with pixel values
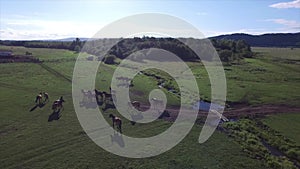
left=105, top=97, right=109, bottom=107
left=112, top=120, right=115, bottom=129
left=119, top=121, right=122, bottom=133
left=119, top=124, right=122, bottom=133
left=95, top=93, right=99, bottom=102
left=60, top=103, right=63, bottom=111
left=113, top=94, right=116, bottom=103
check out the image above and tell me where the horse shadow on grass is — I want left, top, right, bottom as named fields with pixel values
left=29, top=103, right=46, bottom=112
left=158, top=110, right=170, bottom=119
left=79, top=100, right=98, bottom=109
left=110, top=132, right=124, bottom=147
left=79, top=96, right=104, bottom=109
left=48, top=109, right=62, bottom=122
left=102, top=103, right=115, bottom=111
left=129, top=113, right=144, bottom=125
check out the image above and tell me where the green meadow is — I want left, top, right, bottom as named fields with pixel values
left=0, top=45, right=299, bottom=168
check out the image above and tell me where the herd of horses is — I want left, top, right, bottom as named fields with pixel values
left=80, top=88, right=165, bottom=133
left=81, top=88, right=116, bottom=105
left=35, top=92, right=65, bottom=111
left=34, top=87, right=164, bottom=133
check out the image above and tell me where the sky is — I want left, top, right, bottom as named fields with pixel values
left=0, top=0, right=299, bottom=40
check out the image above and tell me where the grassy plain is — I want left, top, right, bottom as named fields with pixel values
left=262, top=113, right=300, bottom=145
left=0, top=45, right=299, bottom=168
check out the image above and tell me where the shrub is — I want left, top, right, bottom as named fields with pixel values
left=104, top=54, right=116, bottom=64
left=246, top=138, right=258, bottom=145
left=287, top=148, right=300, bottom=160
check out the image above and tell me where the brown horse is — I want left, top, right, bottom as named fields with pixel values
left=52, top=96, right=65, bottom=111
left=35, top=93, right=43, bottom=105
left=129, top=101, right=140, bottom=110
left=109, top=114, right=122, bottom=133
left=43, top=92, right=49, bottom=102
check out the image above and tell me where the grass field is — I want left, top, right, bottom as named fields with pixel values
left=262, top=113, right=300, bottom=145
left=0, top=45, right=299, bottom=168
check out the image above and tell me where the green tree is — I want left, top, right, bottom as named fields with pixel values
left=104, top=54, right=116, bottom=64
left=219, top=50, right=233, bottom=62
left=74, top=45, right=81, bottom=53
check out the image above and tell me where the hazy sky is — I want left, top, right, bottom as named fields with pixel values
left=0, top=0, right=299, bottom=40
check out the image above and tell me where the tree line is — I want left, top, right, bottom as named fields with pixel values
left=81, top=37, right=253, bottom=64
left=211, top=32, right=300, bottom=47
left=0, top=38, right=83, bottom=52
left=0, top=37, right=253, bottom=63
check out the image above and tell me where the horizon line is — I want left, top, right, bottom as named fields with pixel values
left=0, top=32, right=299, bottom=41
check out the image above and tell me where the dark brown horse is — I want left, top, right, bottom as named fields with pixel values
left=132, top=101, right=140, bottom=109
left=102, top=91, right=112, bottom=101
left=94, top=89, right=103, bottom=101
left=52, top=96, right=65, bottom=110
left=102, top=91, right=116, bottom=103
left=95, top=89, right=103, bottom=96
left=109, top=114, right=122, bottom=133
left=128, top=101, right=140, bottom=110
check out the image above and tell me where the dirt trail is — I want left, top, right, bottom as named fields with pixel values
left=138, top=103, right=300, bottom=122
left=38, top=63, right=72, bottom=83
left=223, top=104, right=300, bottom=117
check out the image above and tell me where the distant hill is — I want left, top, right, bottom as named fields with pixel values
left=49, top=37, right=91, bottom=41
left=26, top=33, right=300, bottom=47
left=210, top=33, right=300, bottom=47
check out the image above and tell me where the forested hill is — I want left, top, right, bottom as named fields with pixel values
left=81, top=37, right=253, bottom=63
left=210, top=32, right=300, bottom=47
left=0, top=37, right=254, bottom=63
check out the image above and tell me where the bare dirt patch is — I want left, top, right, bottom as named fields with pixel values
left=138, top=103, right=300, bottom=122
